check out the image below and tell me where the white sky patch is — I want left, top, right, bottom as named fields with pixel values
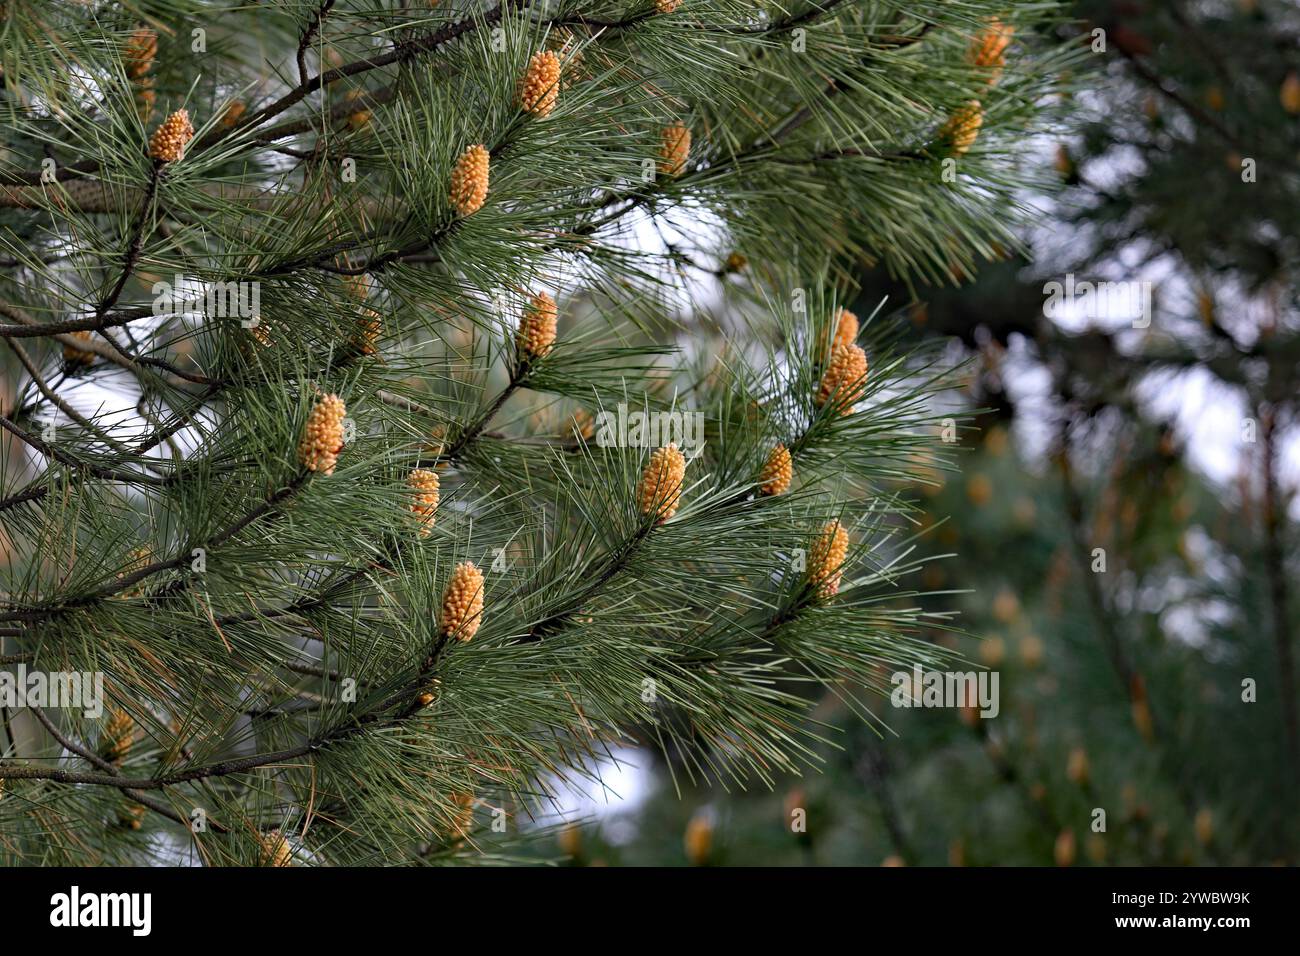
left=528, top=744, right=654, bottom=840
left=1008, top=118, right=1300, bottom=515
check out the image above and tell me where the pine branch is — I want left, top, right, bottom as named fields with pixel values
left=26, top=705, right=198, bottom=832
left=0, top=412, right=170, bottom=488
left=4, top=338, right=135, bottom=453
left=0, top=384, right=220, bottom=515
left=296, top=1, right=339, bottom=87
left=0, top=0, right=1074, bottom=863
left=0, top=472, right=310, bottom=623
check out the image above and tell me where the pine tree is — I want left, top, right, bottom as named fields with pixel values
left=0, top=1, right=1071, bottom=865
left=607, top=0, right=1300, bottom=867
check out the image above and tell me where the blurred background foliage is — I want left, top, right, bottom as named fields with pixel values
left=538, top=0, right=1300, bottom=866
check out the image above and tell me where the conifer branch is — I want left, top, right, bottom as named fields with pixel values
left=0, top=384, right=220, bottom=515
left=0, top=0, right=1075, bottom=863
left=4, top=339, right=135, bottom=454
left=0, top=412, right=170, bottom=488
left=0, top=472, right=310, bottom=623
left=26, top=705, right=196, bottom=831
left=94, top=165, right=163, bottom=320
left=296, top=1, right=338, bottom=86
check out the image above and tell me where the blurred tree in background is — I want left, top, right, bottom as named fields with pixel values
left=557, top=0, right=1300, bottom=866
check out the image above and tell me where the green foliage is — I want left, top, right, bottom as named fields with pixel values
left=0, top=0, right=1070, bottom=864
left=603, top=0, right=1300, bottom=867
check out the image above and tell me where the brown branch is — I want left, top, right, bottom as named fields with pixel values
left=95, top=164, right=163, bottom=319
left=0, top=506, right=632, bottom=794
left=211, top=373, right=534, bottom=629
left=4, top=338, right=135, bottom=453
left=0, top=411, right=169, bottom=487
left=0, top=669, right=434, bottom=791
left=4, top=416, right=810, bottom=800
left=424, top=365, right=530, bottom=465
left=297, top=0, right=338, bottom=86
left=0, top=384, right=220, bottom=515
left=0, top=4, right=523, bottom=188
left=27, top=705, right=197, bottom=831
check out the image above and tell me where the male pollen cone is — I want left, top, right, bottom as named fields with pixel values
left=809, top=520, right=849, bottom=599
left=816, top=343, right=868, bottom=414
left=124, top=28, right=157, bottom=79
left=148, top=108, right=195, bottom=163
left=637, top=442, right=687, bottom=523
left=519, top=50, right=561, bottom=117
left=409, top=468, right=440, bottom=536
left=297, top=394, right=347, bottom=475
left=969, top=18, right=1014, bottom=84
left=759, top=444, right=793, bottom=496
left=100, top=708, right=135, bottom=765
left=831, top=307, right=859, bottom=352
left=441, top=561, right=485, bottom=641
left=260, top=830, right=293, bottom=867
left=941, top=100, right=983, bottom=156
left=220, top=100, right=246, bottom=128
left=450, top=144, right=490, bottom=216
left=657, top=122, right=691, bottom=177
left=408, top=470, right=439, bottom=538
left=63, top=330, right=96, bottom=366
left=517, top=291, right=558, bottom=360
left=134, top=76, right=157, bottom=121
left=354, top=308, right=381, bottom=355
